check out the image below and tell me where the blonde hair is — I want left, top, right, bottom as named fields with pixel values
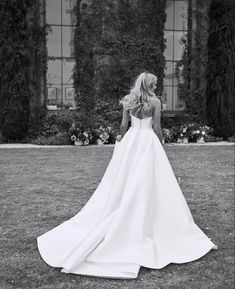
left=119, top=72, right=157, bottom=117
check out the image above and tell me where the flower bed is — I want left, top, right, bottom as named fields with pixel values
left=29, top=110, right=228, bottom=145
left=30, top=110, right=119, bottom=146
left=162, top=122, right=223, bottom=144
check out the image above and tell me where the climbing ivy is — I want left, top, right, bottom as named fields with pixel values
left=73, top=0, right=166, bottom=126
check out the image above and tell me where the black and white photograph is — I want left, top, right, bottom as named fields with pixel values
left=0, top=0, right=234, bottom=288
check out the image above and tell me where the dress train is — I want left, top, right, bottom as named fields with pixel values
left=37, top=114, right=217, bottom=279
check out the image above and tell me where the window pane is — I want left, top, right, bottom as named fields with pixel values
left=63, top=60, right=75, bottom=84
left=163, top=86, right=173, bottom=110
left=164, top=62, right=174, bottom=86
left=174, top=85, right=185, bottom=110
left=46, top=0, right=61, bottom=25
left=64, top=85, right=76, bottom=108
left=47, top=85, right=62, bottom=106
left=47, top=60, right=61, bottom=85
left=165, top=0, right=174, bottom=30
left=173, top=31, right=185, bottom=61
left=172, top=86, right=176, bottom=110
left=164, top=31, right=174, bottom=60
left=47, top=26, right=62, bottom=57
left=160, top=91, right=167, bottom=111
left=174, top=1, right=188, bottom=30
left=62, top=0, right=76, bottom=25
left=173, top=62, right=180, bottom=85
left=62, top=27, right=74, bottom=57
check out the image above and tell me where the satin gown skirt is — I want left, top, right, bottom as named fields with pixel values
left=37, top=115, right=217, bottom=279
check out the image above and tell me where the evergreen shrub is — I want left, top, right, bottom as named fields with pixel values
left=206, top=0, right=235, bottom=138
left=0, top=0, right=47, bottom=141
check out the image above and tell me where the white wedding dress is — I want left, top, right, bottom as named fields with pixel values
left=37, top=113, right=217, bottom=279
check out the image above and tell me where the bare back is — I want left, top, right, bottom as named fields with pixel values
left=128, top=96, right=161, bottom=122
left=120, top=96, right=161, bottom=135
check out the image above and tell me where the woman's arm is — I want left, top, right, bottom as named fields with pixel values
left=116, top=109, right=129, bottom=141
left=152, top=98, right=163, bottom=144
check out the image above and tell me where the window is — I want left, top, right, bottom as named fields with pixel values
left=46, top=0, right=76, bottom=109
left=45, top=0, right=188, bottom=111
left=163, top=0, right=188, bottom=111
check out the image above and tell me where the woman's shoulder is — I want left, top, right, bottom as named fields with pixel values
left=149, top=96, right=161, bottom=107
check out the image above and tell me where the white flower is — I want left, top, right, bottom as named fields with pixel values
left=202, top=131, right=206, bottom=135
left=71, top=135, right=77, bottom=141
left=183, top=128, right=187, bottom=133
left=196, top=130, right=200, bottom=134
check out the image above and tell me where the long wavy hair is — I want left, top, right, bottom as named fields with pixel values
left=119, top=72, right=157, bottom=117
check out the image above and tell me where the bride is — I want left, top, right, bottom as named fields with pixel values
left=37, top=71, right=217, bottom=279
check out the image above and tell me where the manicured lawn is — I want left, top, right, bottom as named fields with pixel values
left=0, top=145, right=234, bottom=289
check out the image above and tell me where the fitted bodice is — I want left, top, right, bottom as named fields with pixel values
left=130, top=114, right=153, bottom=130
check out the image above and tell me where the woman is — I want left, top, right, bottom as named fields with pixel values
left=37, top=72, right=217, bottom=279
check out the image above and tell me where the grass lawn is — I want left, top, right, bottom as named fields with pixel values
left=0, top=145, right=234, bottom=289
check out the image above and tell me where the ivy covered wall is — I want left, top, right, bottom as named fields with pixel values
left=73, top=0, right=166, bottom=125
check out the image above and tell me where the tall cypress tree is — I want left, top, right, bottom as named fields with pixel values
left=206, top=0, right=235, bottom=138
left=0, top=0, right=32, bottom=140
left=0, top=0, right=46, bottom=140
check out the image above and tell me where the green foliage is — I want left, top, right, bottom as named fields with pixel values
left=116, top=0, right=166, bottom=94
left=32, top=132, right=71, bottom=145
left=73, top=0, right=166, bottom=127
left=161, top=112, right=200, bottom=129
left=33, top=110, right=78, bottom=138
left=162, top=121, right=216, bottom=143
left=176, top=0, right=234, bottom=138
left=31, top=110, right=81, bottom=145
left=206, top=0, right=235, bottom=138
left=175, top=36, right=190, bottom=111
left=32, top=110, right=120, bottom=145
left=73, top=0, right=98, bottom=113
left=204, top=134, right=223, bottom=143
left=174, top=1, right=205, bottom=120
left=28, top=1, right=48, bottom=133
left=32, top=109, right=228, bottom=145
left=227, top=134, right=235, bottom=142
left=161, top=111, right=218, bottom=143
left=0, top=0, right=32, bottom=140
left=0, top=0, right=47, bottom=140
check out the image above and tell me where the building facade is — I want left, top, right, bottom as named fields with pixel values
left=45, top=0, right=188, bottom=112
